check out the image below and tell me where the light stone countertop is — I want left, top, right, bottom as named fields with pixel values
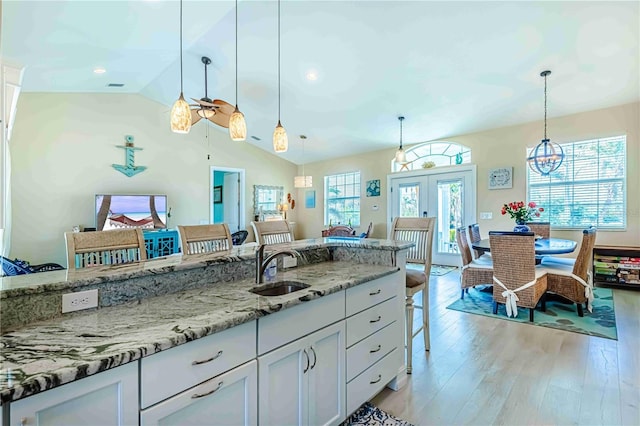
left=0, top=260, right=401, bottom=404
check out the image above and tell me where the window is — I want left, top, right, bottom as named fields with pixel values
left=391, top=141, right=471, bottom=172
left=527, top=135, right=626, bottom=230
left=324, top=171, right=360, bottom=226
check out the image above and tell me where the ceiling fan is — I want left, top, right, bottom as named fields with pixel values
left=190, top=56, right=235, bottom=128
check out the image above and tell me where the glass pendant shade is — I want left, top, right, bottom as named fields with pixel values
left=170, top=93, right=192, bottom=134
left=273, top=121, right=288, bottom=153
left=294, top=175, right=313, bottom=188
left=229, top=106, right=247, bottom=141
left=527, top=139, right=564, bottom=176
left=395, top=148, right=407, bottom=164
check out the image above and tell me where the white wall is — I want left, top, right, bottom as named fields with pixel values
left=10, top=93, right=297, bottom=265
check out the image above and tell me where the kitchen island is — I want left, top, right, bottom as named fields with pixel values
left=0, top=238, right=412, bottom=425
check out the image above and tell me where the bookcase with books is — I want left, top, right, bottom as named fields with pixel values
left=593, top=245, right=640, bottom=289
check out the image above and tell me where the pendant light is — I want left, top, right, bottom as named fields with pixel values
left=395, top=116, right=407, bottom=164
left=170, top=0, right=192, bottom=134
left=294, top=135, right=313, bottom=188
left=273, top=0, right=288, bottom=153
left=527, top=70, right=564, bottom=176
left=229, top=0, right=247, bottom=141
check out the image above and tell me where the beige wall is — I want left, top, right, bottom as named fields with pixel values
left=9, top=93, right=298, bottom=265
left=296, top=102, right=640, bottom=248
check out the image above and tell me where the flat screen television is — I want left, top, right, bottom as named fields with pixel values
left=95, top=194, right=168, bottom=231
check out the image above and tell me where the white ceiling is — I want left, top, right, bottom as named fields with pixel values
left=2, top=1, right=639, bottom=164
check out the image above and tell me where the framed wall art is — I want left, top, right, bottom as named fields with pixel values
left=488, top=167, right=513, bottom=190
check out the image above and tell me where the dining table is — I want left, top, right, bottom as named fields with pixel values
left=472, top=237, right=577, bottom=262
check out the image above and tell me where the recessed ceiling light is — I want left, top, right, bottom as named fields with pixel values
left=305, top=70, right=318, bottom=81
left=93, top=67, right=106, bottom=74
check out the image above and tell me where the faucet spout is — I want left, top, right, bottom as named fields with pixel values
left=256, top=244, right=298, bottom=284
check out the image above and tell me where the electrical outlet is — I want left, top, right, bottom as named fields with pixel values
left=283, top=256, right=298, bottom=269
left=62, top=289, right=99, bottom=313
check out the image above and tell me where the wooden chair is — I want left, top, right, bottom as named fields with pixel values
left=489, top=231, right=547, bottom=321
left=541, top=227, right=597, bottom=316
left=526, top=221, right=551, bottom=239
left=178, top=224, right=233, bottom=255
left=251, top=220, right=294, bottom=245
left=361, top=222, right=374, bottom=238
left=389, top=216, right=435, bottom=374
left=468, top=223, right=490, bottom=259
left=325, top=225, right=356, bottom=237
left=65, top=229, right=147, bottom=270
left=456, top=227, right=493, bottom=299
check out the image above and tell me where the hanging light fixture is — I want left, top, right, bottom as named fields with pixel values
left=527, top=70, right=564, bottom=176
left=294, top=135, right=313, bottom=188
left=395, top=116, right=407, bottom=164
left=170, top=0, right=192, bottom=134
left=229, top=0, right=247, bottom=141
left=273, top=0, right=288, bottom=153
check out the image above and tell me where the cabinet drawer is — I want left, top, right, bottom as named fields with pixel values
left=346, top=297, right=396, bottom=347
left=141, top=321, right=256, bottom=409
left=346, top=273, right=399, bottom=316
left=346, top=321, right=399, bottom=382
left=258, top=290, right=344, bottom=355
left=346, top=348, right=401, bottom=416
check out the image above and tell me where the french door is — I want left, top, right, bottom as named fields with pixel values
left=387, top=165, right=476, bottom=266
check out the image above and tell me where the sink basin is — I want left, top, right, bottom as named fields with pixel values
left=250, top=281, right=310, bottom=296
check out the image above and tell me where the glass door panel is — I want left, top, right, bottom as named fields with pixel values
left=398, top=184, right=420, bottom=217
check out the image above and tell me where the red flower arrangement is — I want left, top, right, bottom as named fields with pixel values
left=501, top=201, right=544, bottom=224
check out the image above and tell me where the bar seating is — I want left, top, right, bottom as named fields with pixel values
left=526, top=221, right=551, bottom=239
left=389, top=216, right=435, bottom=374
left=489, top=231, right=547, bottom=322
left=540, top=227, right=597, bottom=316
left=231, top=230, right=249, bottom=246
left=65, top=228, right=147, bottom=269
left=456, top=227, right=493, bottom=299
left=251, top=220, right=294, bottom=245
left=178, top=224, right=233, bottom=254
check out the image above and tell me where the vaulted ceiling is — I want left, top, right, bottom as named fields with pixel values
left=2, top=1, right=638, bottom=164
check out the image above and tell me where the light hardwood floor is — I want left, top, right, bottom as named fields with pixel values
left=372, top=270, right=640, bottom=426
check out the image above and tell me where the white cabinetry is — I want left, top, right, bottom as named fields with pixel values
left=140, top=360, right=257, bottom=426
left=258, top=321, right=345, bottom=426
left=9, top=362, right=138, bottom=426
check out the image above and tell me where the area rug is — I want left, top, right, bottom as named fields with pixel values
left=341, top=402, right=414, bottom=426
left=446, top=287, right=617, bottom=340
left=431, top=264, right=457, bottom=276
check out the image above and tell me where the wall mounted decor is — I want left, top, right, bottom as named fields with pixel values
left=213, top=185, right=223, bottom=203
left=488, top=167, right=513, bottom=190
left=112, top=135, right=147, bottom=177
left=305, top=189, right=316, bottom=208
left=366, top=179, right=381, bottom=197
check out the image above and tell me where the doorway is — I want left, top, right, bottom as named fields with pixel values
left=387, top=165, right=476, bottom=266
left=210, top=166, right=245, bottom=232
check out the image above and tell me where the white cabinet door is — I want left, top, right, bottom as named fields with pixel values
left=140, top=360, right=257, bottom=426
left=10, top=362, right=138, bottom=426
left=258, top=338, right=307, bottom=426
left=308, top=321, right=345, bottom=426
left=258, top=321, right=345, bottom=426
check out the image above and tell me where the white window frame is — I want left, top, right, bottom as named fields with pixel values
left=324, top=171, right=361, bottom=227
left=391, top=141, right=471, bottom=172
left=526, top=135, right=627, bottom=230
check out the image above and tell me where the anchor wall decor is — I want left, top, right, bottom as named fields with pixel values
left=112, top=135, right=147, bottom=177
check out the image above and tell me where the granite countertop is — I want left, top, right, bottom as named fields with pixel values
left=0, top=260, right=400, bottom=404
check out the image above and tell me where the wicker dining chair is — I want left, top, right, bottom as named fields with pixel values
left=178, top=224, right=234, bottom=255
left=526, top=222, right=551, bottom=239
left=468, top=223, right=490, bottom=259
left=489, top=231, right=548, bottom=322
left=389, top=216, right=435, bottom=374
left=251, top=220, right=294, bottom=245
left=541, top=227, right=597, bottom=316
left=456, top=227, right=493, bottom=299
left=65, top=229, right=147, bottom=269
left=325, top=225, right=356, bottom=237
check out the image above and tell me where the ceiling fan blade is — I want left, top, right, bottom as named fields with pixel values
left=208, top=113, right=230, bottom=128
left=191, top=109, right=202, bottom=126
left=191, top=97, right=217, bottom=108
left=211, top=99, right=235, bottom=116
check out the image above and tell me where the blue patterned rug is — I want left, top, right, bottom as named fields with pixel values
left=446, top=286, right=617, bottom=340
left=342, top=402, right=414, bottom=426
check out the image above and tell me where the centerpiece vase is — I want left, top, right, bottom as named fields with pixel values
left=513, top=219, right=531, bottom=233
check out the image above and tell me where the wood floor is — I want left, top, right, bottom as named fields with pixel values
left=372, top=270, right=640, bottom=426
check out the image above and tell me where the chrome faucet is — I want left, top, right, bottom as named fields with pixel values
left=256, top=244, right=298, bottom=284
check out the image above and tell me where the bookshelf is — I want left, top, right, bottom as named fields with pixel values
left=593, top=245, right=640, bottom=289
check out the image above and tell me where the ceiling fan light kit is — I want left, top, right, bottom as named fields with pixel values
left=170, top=0, right=191, bottom=134
left=229, top=0, right=247, bottom=142
left=395, top=116, right=408, bottom=164
left=273, top=0, right=288, bottom=153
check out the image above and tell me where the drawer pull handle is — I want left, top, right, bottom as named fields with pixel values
left=370, top=344, right=382, bottom=353
left=370, top=374, right=382, bottom=384
left=310, top=346, right=317, bottom=369
left=191, top=381, right=223, bottom=399
left=303, top=349, right=310, bottom=373
left=192, top=350, right=223, bottom=366
left=369, top=289, right=381, bottom=296
left=370, top=315, right=382, bottom=323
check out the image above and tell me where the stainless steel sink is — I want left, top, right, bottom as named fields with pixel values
left=249, top=281, right=310, bottom=296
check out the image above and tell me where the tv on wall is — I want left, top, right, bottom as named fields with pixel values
left=95, top=194, right=168, bottom=231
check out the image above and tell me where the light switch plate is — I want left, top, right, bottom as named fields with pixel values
left=62, top=289, right=99, bottom=313
left=480, top=212, right=493, bottom=219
